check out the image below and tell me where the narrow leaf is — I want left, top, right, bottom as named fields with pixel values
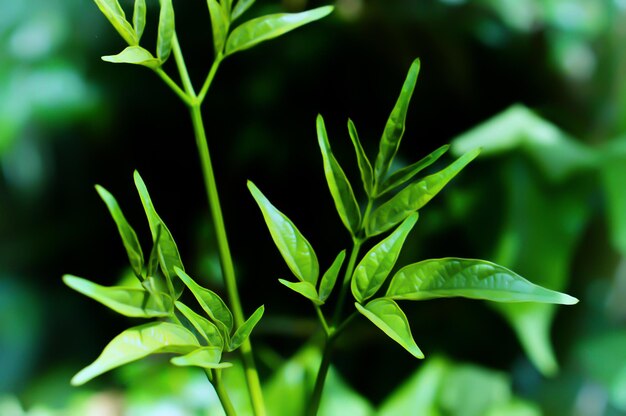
left=231, top=0, right=255, bottom=21
left=207, top=0, right=229, bottom=55
left=95, top=185, right=144, bottom=277
left=71, top=322, right=199, bottom=385
left=318, top=250, right=346, bottom=302
left=317, top=114, right=362, bottom=234
left=225, top=6, right=333, bottom=56
left=386, top=258, right=579, bottom=304
left=93, top=0, right=138, bottom=45
left=228, top=305, right=264, bottom=351
left=156, top=0, right=175, bottom=62
left=351, top=213, right=418, bottom=303
left=378, top=144, right=450, bottom=197
left=355, top=298, right=423, bottom=359
left=63, top=275, right=171, bottom=318
left=279, top=279, right=322, bottom=305
left=373, top=59, right=420, bottom=182
left=175, top=301, right=224, bottom=348
left=133, top=0, right=146, bottom=40
left=248, top=181, right=319, bottom=284
left=348, top=119, right=374, bottom=196
left=147, top=225, right=162, bottom=279
left=368, top=148, right=480, bottom=236
left=171, top=347, right=232, bottom=369
left=101, top=46, right=161, bottom=69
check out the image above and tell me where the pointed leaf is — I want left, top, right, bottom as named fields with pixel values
left=147, top=225, right=162, bottom=278
left=101, top=46, right=161, bottom=69
left=63, top=275, right=171, bottom=318
left=373, top=59, right=420, bottom=182
left=248, top=181, right=319, bottom=284
left=95, top=185, right=144, bottom=277
left=225, top=6, right=333, bottom=56
left=156, top=0, right=175, bottom=62
left=93, top=0, right=138, bottom=45
left=348, top=119, right=374, bottom=196
left=175, top=301, right=224, bottom=348
left=318, top=250, right=346, bottom=302
left=171, top=347, right=232, bottom=369
left=378, top=144, right=450, bottom=197
left=228, top=305, right=264, bottom=351
left=352, top=213, right=418, bottom=303
left=133, top=0, right=146, bottom=40
left=317, top=115, right=361, bottom=234
left=207, top=0, right=229, bottom=55
left=368, top=148, right=480, bottom=236
left=231, top=0, right=255, bottom=21
left=175, top=268, right=234, bottom=336
left=279, top=279, right=322, bottom=305
left=71, top=322, right=199, bottom=385
left=355, top=298, right=423, bottom=359
left=386, top=258, right=579, bottom=304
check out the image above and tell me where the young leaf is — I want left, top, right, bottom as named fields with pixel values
left=224, top=6, right=334, bottom=56
left=367, top=148, right=480, bottom=236
left=351, top=213, right=418, bottom=303
left=175, top=301, right=224, bottom=348
left=93, top=0, right=139, bottom=46
left=228, top=305, right=264, bottom=351
left=355, top=298, right=423, bottom=359
left=133, top=0, right=146, bottom=40
left=101, top=46, right=161, bottom=69
left=373, top=59, right=421, bottom=182
left=318, top=250, right=346, bottom=302
left=231, top=0, right=255, bottom=22
left=207, top=0, right=230, bottom=55
left=247, top=181, right=319, bottom=285
left=95, top=185, right=144, bottom=277
left=175, top=268, right=234, bottom=336
left=171, top=347, right=232, bottom=369
left=386, top=258, right=579, bottom=304
left=147, top=225, right=162, bottom=278
left=279, top=279, right=322, bottom=305
left=63, top=275, right=171, bottom=318
left=317, top=115, right=362, bottom=234
left=348, top=119, right=374, bottom=196
left=378, top=144, right=450, bottom=198
left=71, top=322, right=199, bottom=386
left=134, top=171, right=184, bottom=297
left=156, top=0, right=175, bottom=62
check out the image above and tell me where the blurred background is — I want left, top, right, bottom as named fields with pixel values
left=1, top=0, right=626, bottom=414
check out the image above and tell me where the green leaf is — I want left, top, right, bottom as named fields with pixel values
left=175, top=268, right=234, bottom=336
left=228, top=305, right=264, bottom=351
left=386, top=258, right=579, bottom=304
left=352, top=213, right=418, bottom=303
left=224, top=6, right=334, bottom=56
left=368, top=148, right=480, bottom=236
left=247, top=181, right=319, bottom=285
left=171, top=346, right=232, bottom=369
left=317, top=114, right=362, bottom=234
left=348, top=119, right=374, bottom=196
left=355, top=298, right=423, bottom=359
left=318, top=250, right=346, bottom=302
left=373, top=59, right=420, bottom=182
left=134, top=171, right=184, bottom=298
left=231, top=0, right=255, bottom=21
left=71, top=322, right=199, bottom=385
left=378, top=144, right=450, bottom=198
left=63, top=275, right=171, bottom=318
left=207, top=0, right=229, bottom=55
left=147, top=225, right=162, bottom=279
left=156, top=0, right=175, bottom=62
left=101, top=46, right=161, bottom=69
left=279, top=279, right=322, bottom=305
left=133, top=0, right=146, bottom=40
left=95, top=185, right=144, bottom=277
left=93, top=0, right=138, bottom=46
left=175, top=301, right=224, bottom=349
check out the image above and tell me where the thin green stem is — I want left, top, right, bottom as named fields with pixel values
left=199, top=52, right=223, bottom=104
left=331, top=239, right=362, bottom=326
left=314, top=305, right=331, bottom=337
left=212, top=369, right=237, bottom=416
left=307, top=339, right=334, bottom=416
left=171, top=34, right=196, bottom=98
left=154, top=67, right=192, bottom=106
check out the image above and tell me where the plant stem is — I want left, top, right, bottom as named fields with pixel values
left=331, top=239, right=362, bottom=326
left=315, top=305, right=331, bottom=337
left=307, top=338, right=335, bottom=416
left=212, top=369, right=237, bottom=416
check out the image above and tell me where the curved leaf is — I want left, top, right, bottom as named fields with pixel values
left=352, top=214, right=418, bottom=303
left=248, top=181, right=319, bottom=284
left=386, top=258, right=579, bottom=304
left=133, top=0, right=146, bottom=40
left=355, top=298, right=423, bottom=359
left=279, top=279, right=322, bottom=305
left=175, top=301, right=224, bottom=348
left=348, top=119, right=374, bottom=196
left=319, top=250, right=346, bottom=302
left=225, top=6, right=333, bottom=56
left=156, top=0, right=175, bottom=62
left=229, top=305, right=264, bottom=351
left=171, top=346, right=232, bottom=369
left=71, top=322, right=199, bottom=385
left=101, top=46, right=161, bottom=69
left=317, top=115, right=361, bottom=234
left=93, top=0, right=138, bottom=45
left=231, top=0, right=255, bottom=21
left=207, top=0, right=229, bottom=55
